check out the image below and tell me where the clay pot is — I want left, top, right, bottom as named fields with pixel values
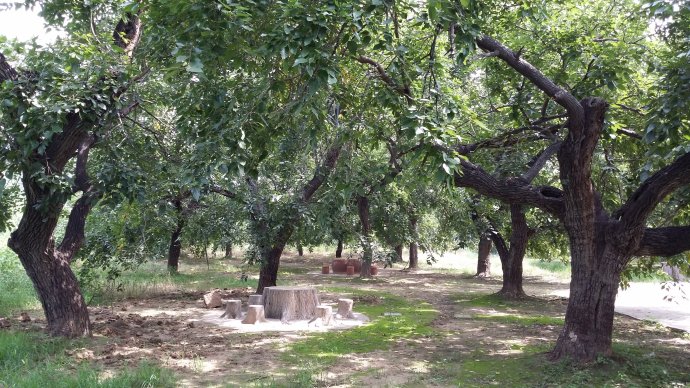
left=370, top=265, right=378, bottom=276
left=346, top=265, right=355, bottom=276
left=346, top=258, right=362, bottom=273
left=321, top=264, right=330, bottom=274
left=332, top=259, right=347, bottom=274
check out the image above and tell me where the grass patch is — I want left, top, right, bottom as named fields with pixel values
left=0, top=330, right=177, bottom=387
left=83, top=259, right=257, bottom=304
left=431, top=343, right=688, bottom=387
left=473, top=313, right=564, bottom=326
left=285, top=289, right=437, bottom=368
left=0, top=248, right=39, bottom=316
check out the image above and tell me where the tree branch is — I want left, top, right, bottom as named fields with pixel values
left=634, top=226, right=690, bottom=257
left=521, top=141, right=562, bottom=183
left=356, top=55, right=413, bottom=103
left=475, top=35, right=584, bottom=128
left=614, top=152, right=690, bottom=230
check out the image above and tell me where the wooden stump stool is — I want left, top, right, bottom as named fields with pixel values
left=263, top=286, right=320, bottom=321
left=346, top=265, right=355, bottom=276
left=321, top=264, right=330, bottom=274
left=248, top=294, right=263, bottom=306
left=337, top=298, right=354, bottom=319
left=220, top=299, right=242, bottom=319
left=242, top=305, right=267, bottom=324
left=315, top=305, right=333, bottom=326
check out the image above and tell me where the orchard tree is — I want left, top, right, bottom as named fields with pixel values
left=0, top=4, right=143, bottom=336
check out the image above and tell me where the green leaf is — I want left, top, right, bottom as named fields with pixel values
left=187, top=58, right=204, bottom=73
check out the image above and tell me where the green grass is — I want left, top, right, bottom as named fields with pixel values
left=473, top=313, right=564, bottom=326
left=285, top=289, right=437, bottom=367
left=430, top=343, right=689, bottom=387
left=0, top=330, right=177, bottom=387
left=83, top=259, right=257, bottom=304
left=0, top=248, right=39, bottom=316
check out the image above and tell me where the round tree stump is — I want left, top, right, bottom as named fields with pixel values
left=242, top=305, right=267, bottom=324
left=346, top=265, right=355, bottom=276
left=315, top=305, right=333, bottom=325
left=248, top=294, right=263, bottom=306
left=220, top=299, right=242, bottom=319
left=337, top=298, right=354, bottom=319
left=332, top=259, right=347, bottom=273
left=321, top=265, right=330, bottom=274
left=371, top=265, right=378, bottom=276
left=262, top=286, right=320, bottom=321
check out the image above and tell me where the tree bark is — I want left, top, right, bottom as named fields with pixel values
left=225, top=242, right=233, bottom=259
left=394, top=244, right=403, bottom=262
left=497, top=205, right=531, bottom=298
left=297, top=244, right=303, bottom=256
left=475, top=233, right=492, bottom=278
left=335, top=239, right=343, bottom=258
left=357, top=195, right=373, bottom=277
left=167, top=200, right=184, bottom=274
left=408, top=214, right=419, bottom=269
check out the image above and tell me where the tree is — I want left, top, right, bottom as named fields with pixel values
left=0, top=8, right=142, bottom=336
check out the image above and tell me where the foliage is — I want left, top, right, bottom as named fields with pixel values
left=0, top=248, right=38, bottom=316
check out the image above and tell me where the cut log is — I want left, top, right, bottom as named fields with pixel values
left=242, top=305, right=267, bottom=324
left=315, top=305, right=333, bottom=326
left=337, top=298, right=354, bottom=319
left=248, top=294, right=263, bottom=306
left=203, top=290, right=223, bottom=308
left=346, top=265, right=355, bottom=276
left=262, top=286, right=320, bottom=321
left=220, top=299, right=242, bottom=319
left=321, top=264, right=330, bottom=274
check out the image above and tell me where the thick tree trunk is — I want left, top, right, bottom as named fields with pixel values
left=257, top=244, right=288, bottom=294
left=8, top=186, right=91, bottom=337
left=335, top=239, right=343, bottom=258
left=297, top=244, right=303, bottom=256
left=225, top=242, right=233, bottom=259
left=394, top=244, right=403, bottom=262
left=550, top=249, right=624, bottom=360
left=357, top=195, right=373, bottom=277
left=475, top=233, right=492, bottom=278
left=408, top=214, right=419, bottom=269
left=497, top=205, right=531, bottom=298
left=167, top=200, right=184, bottom=274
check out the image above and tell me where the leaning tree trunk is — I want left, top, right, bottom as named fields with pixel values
left=408, top=214, right=419, bottom=269
left=475, top=233, right=492, bottom=278
left=8, top=182, right=92, bottom=337
left=335, top=239, right=343, bottom=258
left=357, top=195, right=373, bottom=277
left=167, top=200, right=184, bottom=274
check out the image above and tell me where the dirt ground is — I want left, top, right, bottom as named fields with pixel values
left=6, top=254, right=690, bottom=387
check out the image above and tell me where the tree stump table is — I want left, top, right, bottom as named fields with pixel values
left=220, top=299, right=242, bottom=319
left=242, top=305, right=267, bottom=324
left=337, top=298, right=355, bottom=319
left=248, top=294, right=263, bottom=306
left=262, top=286, right=320, bottom=321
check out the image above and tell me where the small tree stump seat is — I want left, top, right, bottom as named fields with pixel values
left=220, top=299, right=242, bottom=319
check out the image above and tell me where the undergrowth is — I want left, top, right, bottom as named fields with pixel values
left=0, top=248, right=38, bottom=316
left=0, top=331, right=177, bottom=387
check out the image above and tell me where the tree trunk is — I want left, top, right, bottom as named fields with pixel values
left=475, top=233, right=492, bottom=278
left=394, top=244, right=403, bottom=262
left=335, top=239, right=343, bottom=258
left=225, top=242, right=233, bottom=259
left=408, top=214, right=419, bottom=269
left=357, top=195, right=373, bottom=277
left=497, top=205, right=531, bottom=298
left=550, top=249, right=624, bottom=360
left=257, top=245, right=286, bottom=294
left=8, top=187, right=91, bottom=337
left=167, top=200, right=184, bottom=274
left=297, top=244, right=304, bottom=256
